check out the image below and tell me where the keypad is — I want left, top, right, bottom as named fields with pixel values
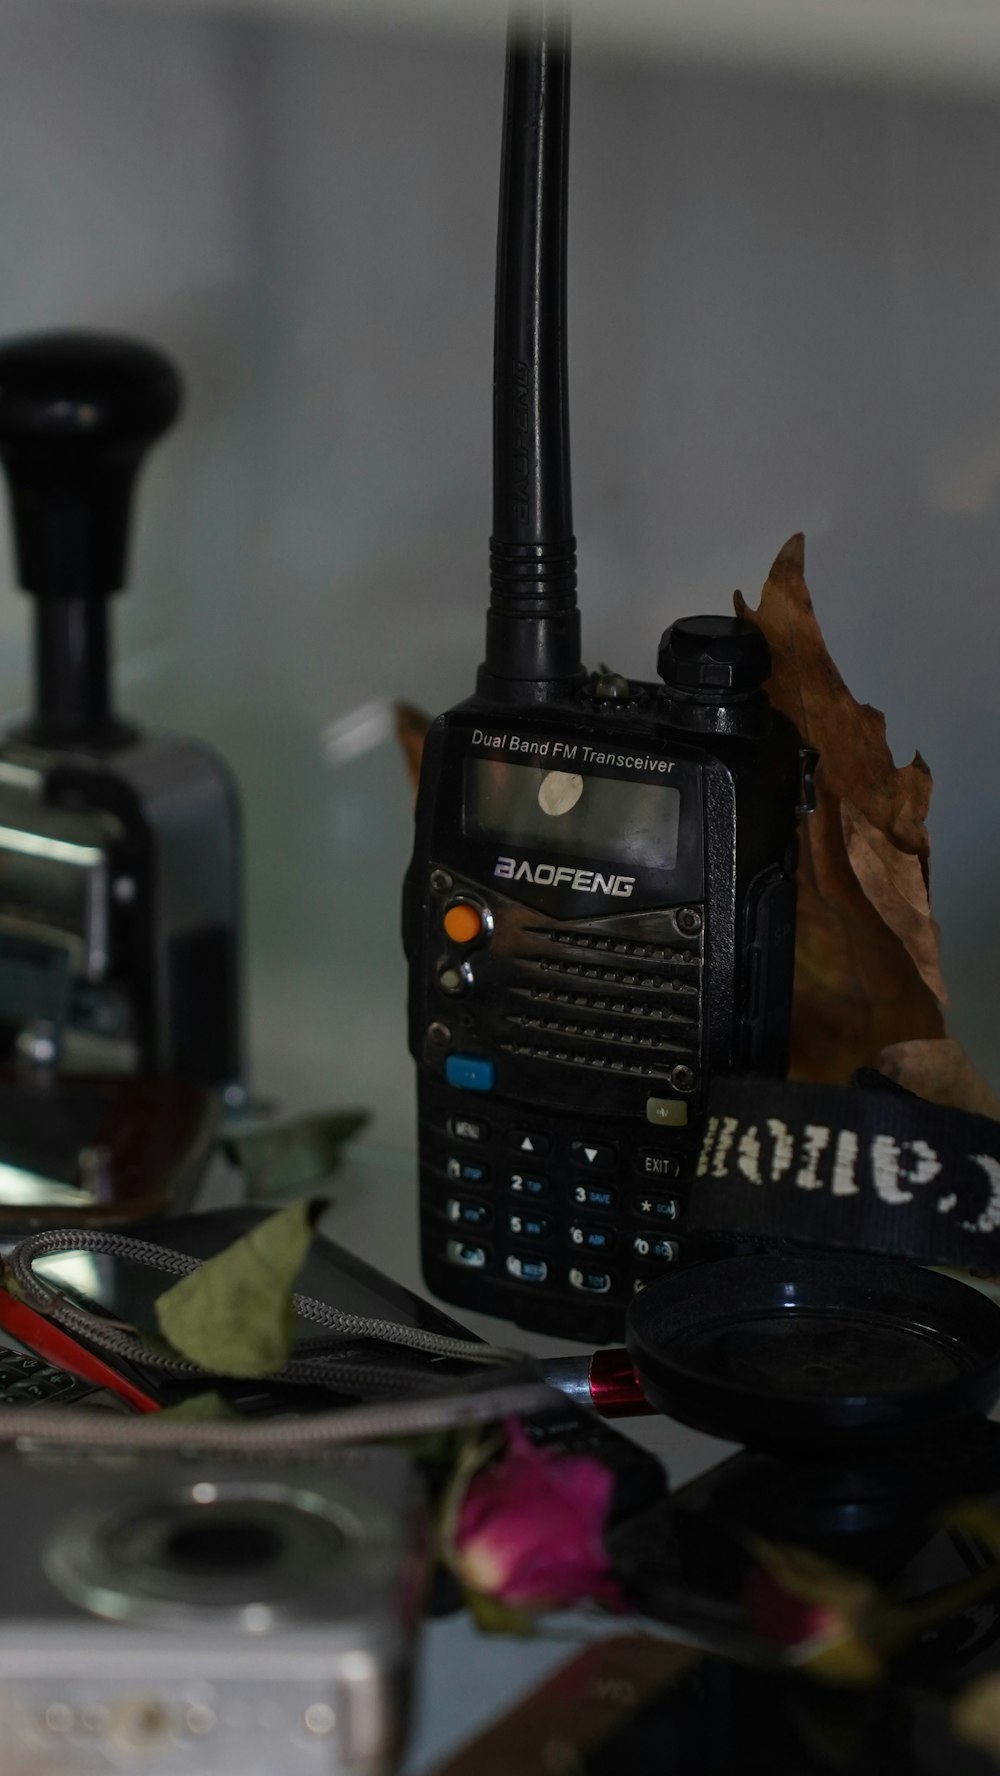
left=0, top=1349, right=87, bottom=1404
left=425, top=1086, right=692, bottom=1315
left=0, top=1353, right=41, bottom=1376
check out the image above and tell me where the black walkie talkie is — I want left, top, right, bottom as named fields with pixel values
left=404, top=7, right=808, bottom=1341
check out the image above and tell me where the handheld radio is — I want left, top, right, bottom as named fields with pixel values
left=404, top=9, right=808, bottom=1341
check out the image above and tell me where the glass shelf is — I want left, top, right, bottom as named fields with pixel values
left=115, top=0, right=1000, bottom=93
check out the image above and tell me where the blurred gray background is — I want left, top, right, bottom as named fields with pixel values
left=1, top=0, right=999, bottom=1144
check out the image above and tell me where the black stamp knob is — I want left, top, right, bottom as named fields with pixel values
left=0, top=331, right=182, bottom=743
left=0, top=331, right=181, bottom=602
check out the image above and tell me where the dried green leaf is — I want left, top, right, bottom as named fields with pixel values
left=224, top=1108, right=367, bottom=1201
left=157, top=1391, right=242, bottom=1422
left=464, top=1589, right=538, bottom=1637
left=438, top=1429, right=503, bottom=1559
left=155, top=1198, right=320, bottom=1377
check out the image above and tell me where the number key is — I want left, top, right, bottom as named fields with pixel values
left=508, top=1171, right=550, bottom=1198
left=507, top=1212, right=551, bottom=1241
left=571, top=1182, right=616, bottom=1211
left=569, top=1222, right=615, bottom=1252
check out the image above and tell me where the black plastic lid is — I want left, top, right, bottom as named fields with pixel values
left=626, top=1252, right=1000, bottom=1449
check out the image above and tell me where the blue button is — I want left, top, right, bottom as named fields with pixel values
left=445, top=1055, right=496, bottom=1093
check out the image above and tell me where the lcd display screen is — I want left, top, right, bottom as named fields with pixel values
left=463, top=759, right=681, bottom=869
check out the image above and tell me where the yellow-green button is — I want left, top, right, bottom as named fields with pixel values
left=645, top=1096, right=688, bottom=1128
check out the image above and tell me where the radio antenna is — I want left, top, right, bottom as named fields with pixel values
left=481, top=5, right=583, bottom=701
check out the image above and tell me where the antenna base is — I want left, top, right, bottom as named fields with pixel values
left=477, top=650, right=587, bottom=708
left=481, top=602, right=584, bottom=700
left=484, top=533, right=582, bottom=693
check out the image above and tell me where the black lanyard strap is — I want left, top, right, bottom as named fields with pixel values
left=690, top=1073, right=1000, bottom=1271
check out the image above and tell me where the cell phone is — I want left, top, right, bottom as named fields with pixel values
left=0, top=1291, right=155, bottom=1413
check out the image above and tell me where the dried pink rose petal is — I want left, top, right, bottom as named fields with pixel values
left=453, top=1418, right=623, bottom=1612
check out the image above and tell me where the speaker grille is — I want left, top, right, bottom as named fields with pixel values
left=503, top=920, right=702, bottom=1078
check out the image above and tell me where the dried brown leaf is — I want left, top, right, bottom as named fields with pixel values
left=736, top=536, right=945, bottom=1083
left=877, top=1038, right=1000, bottom=1120
left=395, top=701, right=430, bottom=800
left=841, top=800, right=948, bottom=1005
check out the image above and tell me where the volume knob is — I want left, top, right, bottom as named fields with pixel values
left=657, top=616, right=770, bottom=699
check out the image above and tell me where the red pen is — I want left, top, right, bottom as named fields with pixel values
left=538, top=1348, right=653, bottom=1418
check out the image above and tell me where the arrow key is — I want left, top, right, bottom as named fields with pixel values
left=569, top=1139, right=616, bottom=1170
left=508, top=1128, right=552, bottom=1157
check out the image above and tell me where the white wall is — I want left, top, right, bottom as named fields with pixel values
left=1, top=0, right=998, bottom=1142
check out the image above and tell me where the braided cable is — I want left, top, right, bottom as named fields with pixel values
left=4, top=1228, right=523, bottom=1385
left=0, top=1377, right=556, bottom=1455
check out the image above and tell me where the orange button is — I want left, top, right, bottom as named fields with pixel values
left=443, top=902, right=484, bottom=945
